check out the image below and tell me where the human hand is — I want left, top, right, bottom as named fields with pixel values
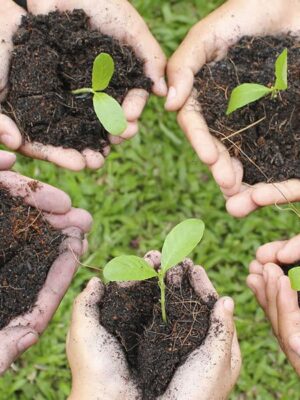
left=167, top=0, right=300, bottom=217
left=10, top=0, right=166, bottom=169
left=247, top=235, right=300, bottom=375
left=67, top=251, right=241, bottom=400
left=0, top=161, right=92, bottom=375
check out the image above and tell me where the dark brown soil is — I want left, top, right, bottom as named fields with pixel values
left=0, top=184, right=64, bottom=329
left=3, top=10, right=152, bottom=153
left=194, top=36, right=300, bottom=185
left=281, top=261, right=300, bottom=306
left=100, top=269, right=217, bottom=399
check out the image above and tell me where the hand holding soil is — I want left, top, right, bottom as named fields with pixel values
left=1, top=0, right=166, bottom=170
left=167, top=0, right=300, bottom=218
left=248, top=236, right=300, bottom=375
left=0, top=158, right=92, bottom=375
left=67, top=251, right=241, bottom=400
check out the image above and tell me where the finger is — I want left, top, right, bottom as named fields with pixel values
left=209, top=138, right=236, bottom=189
left=277, top=235, right=300, bottom=264
left=263, top=263, right=284, bottom=334
left=177, top=94, right=219, bottom=165
left=19, top=142, right=86, bottom=171
left=108, top=121, right=139, bottom=144
left=0, top=171, right=71, bottom=213
left=119, top=121, right=139, bottom=141
left=256, top=240, right=287, bottom=265
left=0, top=326, right=39, bottom=376
left=246, top=274, right=267, bottom=311
left=0, top=150, right=16, bottom=170
left=204, top=297, right=236, bottom=365
left=188, top=265, right=218, bottom=302
left=0, top=114, right=22, bottom=149
left=70, top=278, right=104, bottom=328
left=221, top=158, right=244, bottom=198
left=251, top=180, right=300, bottom=206
left=226, top=186, right=258, bottom=218
left=166, top=258, right=193, bottom=287
left=144, top=250, right=161, bottom=270
left=277, top=276, right=300, bottom=373
left=82, top=149, right=105, bottom=170
left=122, top=89, right=149, bottom=122
left=45, top=208, right=93, bottom=233
left=249, top=260, right=264, bottom=275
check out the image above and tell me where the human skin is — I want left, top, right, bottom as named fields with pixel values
left=67, top=251, right=241, bottom=400
left=0, top=150, right=93, bottom=375
left=0, top=0, right=167, bottom=170
left=247, top=235, right=300, bottom=375
left=166, top=0, right=300, bottom=218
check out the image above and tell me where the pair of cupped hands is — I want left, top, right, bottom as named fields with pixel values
left=1, top=0, right=300, bottom=398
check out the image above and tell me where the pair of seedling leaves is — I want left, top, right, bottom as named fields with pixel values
left=72, top=53, right=127, bottom=136
left=227, top=48, right=288, bottom=114
left=103, top=219, right=205, bottom=324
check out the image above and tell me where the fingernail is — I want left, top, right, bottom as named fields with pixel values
left=165, top=86, right=177, bottom=108
left=223, top=297, right=234, bottom=313
left=289, top=335, right=300, bottom=356
left=1, top=135, right=17, bottom=149
left=17, top=332, right=39, bottom=353
left=157, top=77, right=168, bottom=96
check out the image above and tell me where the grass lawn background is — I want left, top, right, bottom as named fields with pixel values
left=1, top=0, right=300, bottom=398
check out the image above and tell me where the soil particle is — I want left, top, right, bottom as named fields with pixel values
left=194, top=36, right=300, bottom=185
left=100, top=269, right=217, bottom=399
left=0, top=184, right=64, bottom=329
left=3, top=10, right=152, bottom=154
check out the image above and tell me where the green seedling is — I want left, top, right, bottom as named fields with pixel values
left=72, top=53, right=127, bottom=136
left=103, top=219, right=205, bottom=324
left=288, top=267, right=300, bottom=291
left=226, top=48, right=288, bottom=115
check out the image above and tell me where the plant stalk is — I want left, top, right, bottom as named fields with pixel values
left=71, top=88, right=94, bottom=95
left=158, top=274, right=167, bottom=324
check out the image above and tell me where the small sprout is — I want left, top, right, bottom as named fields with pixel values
left=72, top=53, right=127, bottom=136
left=226, top=48, right=288, bottom=115
left=103, top=219, right=205, bottom=324
left=288, top=267, right=300, bottom=291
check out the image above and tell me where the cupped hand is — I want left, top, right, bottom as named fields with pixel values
left=7, top=0, right=166, bottom=169
left=67, top=251, right=241, bottom=400
left=247, top=235, right=300, bottom=375
left=0, top=156, right=92, bottom=375
left=167, top=0, right=300, bottom=217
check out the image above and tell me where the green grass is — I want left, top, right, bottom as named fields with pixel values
left=1, top=1, right=300, bottom=399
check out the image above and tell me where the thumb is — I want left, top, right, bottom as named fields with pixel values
left=204, top=297, right=236, bottom=365
left=0, top=326, right=39, bottom=375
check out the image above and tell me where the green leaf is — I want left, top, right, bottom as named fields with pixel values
left=226, top=83, right=272, bottom=115
left=93, top=92, right=127, bottom=135
left=161, top=219, right=205, bottom=273
left=92, top=53, right=114, bottom=92
left=275, top=48, right=288, bottom=90
left=288, top=267, right=300, bottom=291
left=103, top=255, right=158, bottom=282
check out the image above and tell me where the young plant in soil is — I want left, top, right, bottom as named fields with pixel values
left=227, top=48, right=288, bottom=114
left=103, top=219, right=205, bottom=323
left=72, top=53, right=127, bottom=135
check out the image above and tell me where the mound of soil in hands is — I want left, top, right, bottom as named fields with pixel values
left=194, top=36, right=300, bottom=185
left=0, top=184, right=64, bottom=329
left=100, top=268, right=217, bottom=399
left=3, top=10, right=152, bottom=153
left=281, top=262, right=300, bottom=306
